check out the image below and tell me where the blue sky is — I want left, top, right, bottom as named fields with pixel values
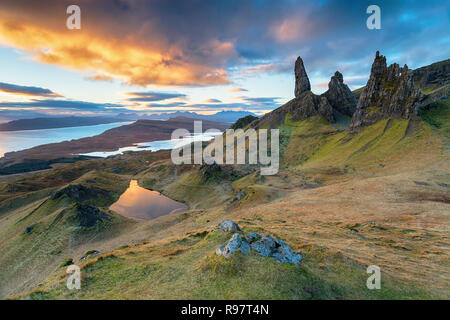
left=0, top=0, right=448, bottom=119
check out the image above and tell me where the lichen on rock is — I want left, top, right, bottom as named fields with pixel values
left=215, top=222, right=303, bottom=266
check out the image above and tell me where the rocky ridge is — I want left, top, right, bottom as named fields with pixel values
left=250, top=52, right=448, bottom=131
left=252, top=56, right=356, bottom=128
left=350, top=51, right=424, bottom=129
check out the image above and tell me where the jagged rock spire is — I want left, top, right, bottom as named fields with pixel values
left=252, top=56, right=359, bottom=128
left=351, top=51, right=423, bottom=129
left=294, top=56, right=311, bottom=97
left=323, top=71, right=357, bottom=117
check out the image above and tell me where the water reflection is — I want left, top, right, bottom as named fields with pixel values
left=78, top=132, right=221, bottom=158
left=109, top=180, right=188, bottom=221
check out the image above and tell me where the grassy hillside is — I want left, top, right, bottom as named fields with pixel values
left=1, top=102, right=449, bottom=299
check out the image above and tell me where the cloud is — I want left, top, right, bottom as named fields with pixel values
left=0, top=0, right=448, bottom=92
left=0, top=99, right=122, bottom=111
left=203, top=98, right=222, bottom=103
left=125, top=91, right=187, bottom=102
left=227, top=88, right=248, bottom=93
left=146, top=102, right=187, bottom=108
left=0, top=14, right=231, bottom=86
left=239, top=60, right=292, bottom=75
left=242, top=97, right=281, bottom=106
left=0, top=82, right=61, bottom=97
left=83, top=74, right=115, bottom=82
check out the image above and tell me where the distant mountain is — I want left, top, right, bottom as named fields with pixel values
left=0, top=116, right=129, bottom=131
left=0, top=116, right=12, bottom=124
left=117, top=110, right=259, bottom=123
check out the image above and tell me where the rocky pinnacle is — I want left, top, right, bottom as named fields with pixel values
left=294, top=56, right=311, bottom=98
left=351, top=51, right=423, bottom=129
left=323, top=71, right=357, bottom=117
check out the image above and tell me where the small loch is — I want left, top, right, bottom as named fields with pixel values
left=109, top=180, right=188, bottom=221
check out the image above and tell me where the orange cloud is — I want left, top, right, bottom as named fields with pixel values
left=202, top=98, right=222, bottom=103
left=0, top=18, right=231, bottom=87
left=84, top=74, right=114, bottom=82
left=227, top=87, right=248, bottom=92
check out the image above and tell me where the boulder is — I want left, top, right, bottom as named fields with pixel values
left=24, top=226, right=33, bottom=234
left=218, top=220, right=242, bottom=232
left=240, top=240, right=251, bottom=255
left=270, top=239, right=303, bottom=265
left=250, top=235, right=302, bottom=265
left=244, top=232, right=261, bottom=243
left=216, top=233, right=245, bottom=258
left=216, top=230, right=303, bottom=266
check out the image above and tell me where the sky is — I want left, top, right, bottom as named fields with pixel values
left=0, top=0, right=449, bottom=119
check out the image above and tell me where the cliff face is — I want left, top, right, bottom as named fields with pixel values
left=351, top=51, right=424, bottom=129
left=412, top=59, right=450, bottom=107
left=412, top=59, right=450, bottom=89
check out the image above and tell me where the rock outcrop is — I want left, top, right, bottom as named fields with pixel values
left=412, top=59, right=450, bottom=89
left=323, top=71, right=357, bottom=117
left=80, top=250, right=101, bottom=260
left=249, top=235, right=303, bottom=265
left=412, top=59, right=450, bottom=107
left=294, top=57, right=311, bottom=97
left=216, top=233, right=249, bottom=258
left=231, top=115, right=259, bottom=130
left=215, top=222, right=303, bottom=266
left=24, top=226, right=33, bottom=234
left=51, top=184, right=109, bottom=202
left=73, top=204, right=110, bottom=227
left=199, top=162, right=222, bottom=182
left=351, top=51, right=424, bottom=129
left=252, top=56, right=356, bottom=128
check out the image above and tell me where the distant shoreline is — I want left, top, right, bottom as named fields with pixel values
left=0, top=116, right=130, bottom=132
left=0, top=117, right=229, bottom=175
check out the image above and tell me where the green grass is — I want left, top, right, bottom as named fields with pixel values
left=18, top=227, right=436, bottom=300
left=1, top=112, right=448, bottom=300
left=419, top=99, right=450, bottom=135
left=59, top=258, right=74, bottom=267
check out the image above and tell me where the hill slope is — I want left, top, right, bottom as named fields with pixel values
left=0, top=53, right=448, bottom=300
